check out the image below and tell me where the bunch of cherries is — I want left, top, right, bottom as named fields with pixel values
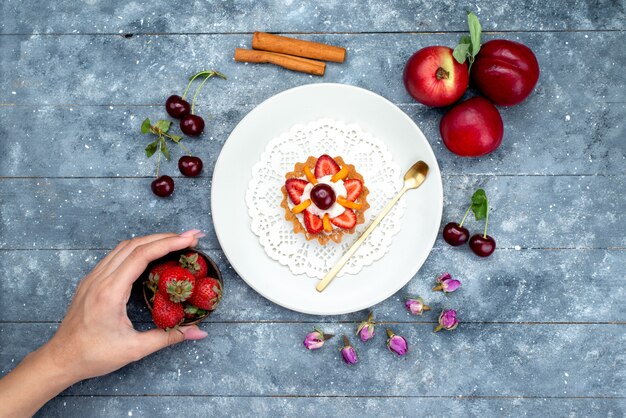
left=147, top=70, right=226, bottom=197
left=442, top=189, right=496, bottom=257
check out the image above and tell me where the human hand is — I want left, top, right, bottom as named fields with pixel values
left=42, top=230, right=209, bottom=383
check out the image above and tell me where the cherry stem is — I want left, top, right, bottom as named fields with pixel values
left=189, top=70, right=226, bottom=114
left=459, top=204, right=472, bottom=227
left=190, top=74, right=213, bottom=115
left=182, top=71, right=211, bottom=100
left=484, top=207, right=489, bottom=238
left=176, top=141, right=193, bottom=156
left=155, top=137, right=162, bottom=178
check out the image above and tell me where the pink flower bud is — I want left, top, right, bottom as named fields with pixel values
left=434, top=309, right=459, bottom=332
left=442, top=279, right=461, bottom=293
left=432, top=273, right=461, bottom=293
left=436, top=272, right=452, bottom=283
left=340, top=336, right=358, bottom=365
left=303, top=327, right=333, bottom=350
left=386, top=329, right=408, bottom=356
left=356, top=312, right=375, bottom=342
left=405, top=297, right=430, bottom=315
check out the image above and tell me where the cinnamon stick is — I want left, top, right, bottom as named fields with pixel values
left=252, top=32, right=346, bottom=63
left=234, top=48, right=326, bottom=76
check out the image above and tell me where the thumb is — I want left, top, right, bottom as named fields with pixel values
left=136, top=325, right=208, bottom=357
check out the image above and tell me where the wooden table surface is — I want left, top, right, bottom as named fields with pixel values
left=1, top=1, right=625, bottom=417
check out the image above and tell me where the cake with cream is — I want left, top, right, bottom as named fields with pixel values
left=281, top=154, right=369, bottom=245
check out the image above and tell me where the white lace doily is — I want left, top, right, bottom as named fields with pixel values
left=245, top=118, right=406, bottom=279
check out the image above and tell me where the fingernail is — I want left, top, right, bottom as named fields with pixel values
left=181, top=326, right=208, bottom=340
left=180, top=229, right=201, bottom=237
left=193, top=232, right=207, bottom=239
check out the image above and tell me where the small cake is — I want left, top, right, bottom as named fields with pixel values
left=281, top=154, right=369, bottom=245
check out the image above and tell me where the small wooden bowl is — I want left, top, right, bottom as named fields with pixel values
left=142, top=249, right=223, bottom=326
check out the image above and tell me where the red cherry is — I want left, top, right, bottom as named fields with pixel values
left=310, top=184, right=336, bottom=210
left=151, top=175, right=174, bottom=197
left=178, top=156, right=203, bottom=177
left=165, top=95, right=191, bottom=119
left=469, top=234, right=496, bottom=257
left=442, top=222, right=470, bottom=246
left=180, top=114, right=205, bottom=136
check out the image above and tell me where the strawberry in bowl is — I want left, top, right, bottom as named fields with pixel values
left=142, top=249, right=223, bottom=329
left=281, top=154, right=370, bottom=245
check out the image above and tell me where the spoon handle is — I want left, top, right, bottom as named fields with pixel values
left=316, top=186, right=408, bottom=292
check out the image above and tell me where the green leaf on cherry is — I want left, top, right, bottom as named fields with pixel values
left=160, top=137, right=171, bottom=160
left=145, top=139, right=158, bottom=158
left=154, top=119, right=172, bottom=134
left=141, top=118, right=152, bottom=134
left=470, top=188, right=488, bottom=220
left=170, top=134, right=182, bottom=143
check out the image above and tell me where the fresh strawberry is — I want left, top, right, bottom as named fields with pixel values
left=314, top=154, right=340, bottom=178
left=158, top=266, right=196, bottom=303
left=285, top=178, right=309, bottom=205
left=184, top=304, right=208, bottom=319
left=303, top=210, right=323, bottom=234
left=152, top=292, right=184, bottom=329
left=331, top=209, right=357, bottom=229
left=148, top=260, right=179, bottom=286
left=179, top=251, right=208, bottom=279
left=189, top=277, right=223, bottom=311
left=343, top=179, right=363, bottom=202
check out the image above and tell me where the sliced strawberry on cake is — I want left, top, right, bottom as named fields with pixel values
left=281, top=155, right=369, bottom=245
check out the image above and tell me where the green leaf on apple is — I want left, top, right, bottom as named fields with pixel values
left=453, top=11, right=482, bottom=69
left=453, top=43, right=471, bottom=64
left=470, top=188, right=488, bottom=220
left=467, top=11, right=482, bottom=56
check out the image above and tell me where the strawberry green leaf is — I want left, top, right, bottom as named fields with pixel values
left=141, top=118, right=152, bottom=134
left=154, top=119, right=172, bottom=133
left=471, top=189, right=488, bottom=220
left=145, top=140, right=158, bottom=158
left=467, top=11, right=482, bottom=56
left=184, top=305, right=199, bottom=314
left=160, top=137, right=171, bottom=160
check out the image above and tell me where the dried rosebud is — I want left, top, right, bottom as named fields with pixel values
left=340, top=336, right=358, bottom=365
left=386, top=329, right=408, bottom=356
left=433, top=278, right=461, bottom=293
left=356, top=312, right=375, bottom=342
left=434, top=309, right=459, bottom=332
left=303, top=327, right=334, bottom=350
left=436, top=272, right=452, bottom=283
left=405, top=297, right=430, bottom=316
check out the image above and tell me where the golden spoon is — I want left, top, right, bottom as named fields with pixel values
left=316, top=161, right=430, bottom=292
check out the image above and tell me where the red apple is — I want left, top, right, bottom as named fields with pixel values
left=471, top=40, right=540, bottom=106
left=440, top=97, right=504, bottom=157
left=403, top=46, right=469, bottom=107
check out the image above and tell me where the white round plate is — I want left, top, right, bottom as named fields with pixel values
left=212, top=83, right=443, bottom=316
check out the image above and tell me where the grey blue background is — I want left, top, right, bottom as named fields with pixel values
left=0, top=1, right=625, bottom=417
